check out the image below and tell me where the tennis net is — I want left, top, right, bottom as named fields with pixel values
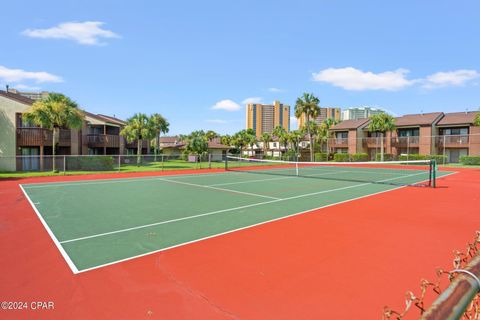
left=225, top=156, right=437, bottom=187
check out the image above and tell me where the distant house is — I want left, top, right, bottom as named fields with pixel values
left=159, top=136, right=229, bottom=161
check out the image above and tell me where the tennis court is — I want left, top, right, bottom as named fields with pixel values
left=20, top=158, right=453, bottom=273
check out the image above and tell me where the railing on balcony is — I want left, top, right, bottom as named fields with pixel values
left=16, top=128, right=71, bottom=147
left=84, top=134, right=120, bottom=148
left=363, top=137, right=386, bottom=148
left=329, top=138, right=348, bottom=147
left=436, top=135, right=469, bottom=147
left=391, top=136, right=420, bottom=147
left=125, top=139, right=149, bottom=149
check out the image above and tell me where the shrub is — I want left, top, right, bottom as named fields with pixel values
left=66, top=156, right=114, bottom=171
left=333, top=153, right=349, bottom=162
left=425, top=154, right=448, bottom=164
left=375, top=153, right=394, bottom=161
left=398, top=154, right=426, bottom=161
left=350, top=153, right=369, bottom=162
left=314, top=153, right=328, bottom=161
left=282, top=149, right=297, bottom=161
left=460, top=156, right=480, bottom=165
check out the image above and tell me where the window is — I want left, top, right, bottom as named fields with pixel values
left=398, top=128, right=419, bottom=137
left=442, top=127, right=468, bottom=135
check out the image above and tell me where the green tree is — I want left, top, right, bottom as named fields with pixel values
left=295, top=93, right=320, bottom=161
left=322, top=118, right=338, bottom=154
left=220, top=134, right=231, bottom=146
left=273, top=126, right=288, bottom=154
left=368, top=113, right=396, bottom=161
left=206, top=130, right=219, bottom=141
left=260, top=132, right=272, bottom=157
left=232, top=129, right=256, bottom=156
left=149, top=113, right=169, bottom=161
left=22, top=93, right=84, bottom=172
left=287, top=130, right=304, bottom=157
left=474, top=113, right=480, bottom=126
left=183, top=131, right=209, bottom=167
left=121, top=113, right=152, bottom=165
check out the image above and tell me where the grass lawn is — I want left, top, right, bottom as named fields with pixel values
left=0, top=160, right=225, bottom=179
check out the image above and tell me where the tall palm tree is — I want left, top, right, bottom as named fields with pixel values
left=295, top=93, right=320, bottom=161
left=368, top=113, right=396, bottom=161
left=260, top=132, right=272, bottom=157
left=121, top=113, right=152, bottom=165
left=288, top=130, right=303, bottom=158
left=149, top=113, right=169, bottom=161
left=22, top=93, right=84, bottom=172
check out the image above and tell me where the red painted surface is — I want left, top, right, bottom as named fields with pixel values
left=1, top=167, right=479, bottom=319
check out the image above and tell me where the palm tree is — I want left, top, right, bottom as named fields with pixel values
left=260, top=132, right=272, bottom=157
left=272, top=126, right=288, bottom=154
left=149, top=113, right=169, bottom=161
left=295, top=93, right=320, bottom=161
left=368, top=113, right=396, bottom=161
left=288, top=130, right=303, bottom=158
left=183, top=131, right=209, bottom=167
left=121, top=113, right=152, bottom=165
left=474, top=113, right=480, bottom=126
left=322, top=118, right=338, bottom=154
left=22, top=93, right=84, bottom=172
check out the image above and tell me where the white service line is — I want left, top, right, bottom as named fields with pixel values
left=59, top=170, right=426, bottom=245
left=157, top=177, right=280, bottom=200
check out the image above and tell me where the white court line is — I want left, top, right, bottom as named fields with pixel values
left=157, top=177, right=280, bottom=200
left=19, top=185, right=80, bottom=274
left=59, top=170, right=428, bottom=245
left=75, top=171, right=458, bottom=274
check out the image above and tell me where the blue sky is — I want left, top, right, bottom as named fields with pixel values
left=1, top=0, right=479, bottom=134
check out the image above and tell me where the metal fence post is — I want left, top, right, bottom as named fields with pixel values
left=63, top=155, right=66, bottom=174
left=118, top=155, right=121, bottom=172
left=443, top=135, right=446, bottom=165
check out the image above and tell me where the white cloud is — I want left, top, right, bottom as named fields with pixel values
left=242, top=97, right=263, bottom=104
left=0, top=65, right=62, bottom=83
left=268, top=87, right=282, bottom=92
left=312, top=67, right=414, bottom=91
left=22, top=21, right=120, bottom=45
left=206, top=119, right=228, bottom=124
left=211, top=99, right=242, bottom=111
left=423, top=70, right=480, bottom=88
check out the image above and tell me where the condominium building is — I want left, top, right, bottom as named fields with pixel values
left=246, top=100, right=290, bottom=137
left=297, top=107, right=341, bottom=128
left=341, top=107, right=384, bottom=120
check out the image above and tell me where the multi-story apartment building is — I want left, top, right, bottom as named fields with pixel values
left=0, top=90, right=146, bottom=171
left=246, top=100, right=290, bottom=137
left=341, top=107, right=383, bottom=120
left=329, top=119, right=370, bottom=154
left=297, top=107, right=341, bottom=128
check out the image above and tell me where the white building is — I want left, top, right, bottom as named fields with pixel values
left=341, top=107, right=384, bottom=120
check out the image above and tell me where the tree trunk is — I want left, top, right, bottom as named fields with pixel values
left=52, top=127, right=57, bottom=172
left=137, top=138, right=142, bottom=165
left=380, top=132, right=384, bottom=162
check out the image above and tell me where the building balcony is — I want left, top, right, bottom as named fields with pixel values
left=391, top=136, right=419, bottom=148
left=125, top=139, right=149, bottom=149
left=84, top=134, right=120, bottom=148
left=362, top=137, right=386, bottom=148
left=329, top=138, right=348, bottom=147
left=436, top=135, right=469, bottom=148
left=16, top=128, right=71, bottom=147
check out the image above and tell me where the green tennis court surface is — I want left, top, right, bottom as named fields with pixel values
left=21, top=163, right=453, bottom=273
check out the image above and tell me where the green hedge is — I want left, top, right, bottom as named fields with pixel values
left=397, top=154, right=447, bottom=163
left=350, top=153, right=369, bottom=162
left=375, top=153, right=394, bottom=161
left=314, top=153, right=328, bottom=161
left=66, top=156, right=115, bottom=171
left=460, top=156, right=480, bottom=165
left=333, top=153, right=350, bottom=162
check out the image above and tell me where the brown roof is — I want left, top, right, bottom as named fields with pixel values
left=160, top=136, right=229, bottom=150
left=331, top=118, right=370, bottom=130
left=96, top=114, right=126, bottom=125
left=437, top=111, right=479, bottom=126
left=0, top=90, right=35, bottom=105
left=394, top=112, right=443, bottom=127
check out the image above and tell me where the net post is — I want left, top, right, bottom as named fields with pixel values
left=225, top=154, right=228, bottom=171
left=295, top=160, right=299, bottom=176
left=432, top=159, right=436, bottom=188
left=63, top=155, right=66, bottom=174
left=118, top=155, right=121, bottom=172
